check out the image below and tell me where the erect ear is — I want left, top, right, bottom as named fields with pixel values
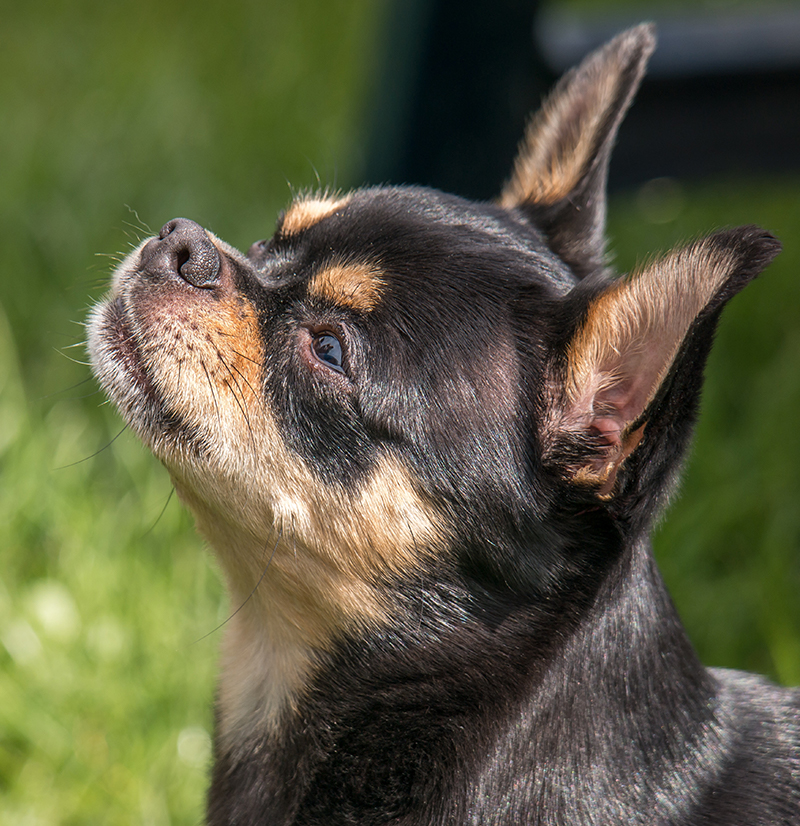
left=549, top=226, right=781, bottom=499
left=500, top=24, right=655, bottom=280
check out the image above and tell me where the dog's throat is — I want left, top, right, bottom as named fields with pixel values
left=216, top=611, right=316, bottom=744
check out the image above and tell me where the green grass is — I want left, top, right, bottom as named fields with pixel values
left=1, top=0, right=799, bottom=822
left=0, top=0, right=383, bottom=822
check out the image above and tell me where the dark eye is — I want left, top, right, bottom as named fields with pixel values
left=312, top=333, right=344, bottom=373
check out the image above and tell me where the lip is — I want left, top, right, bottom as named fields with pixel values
left=97, top=295, right=159, bottom=406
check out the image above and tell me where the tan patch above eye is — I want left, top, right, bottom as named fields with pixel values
left=308, top=261, right=385, bottom=312
left=280, top=195, right=350, bottom=236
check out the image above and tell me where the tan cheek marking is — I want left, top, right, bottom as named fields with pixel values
left=308, top=261, right=385, bottom=312
left=175, top=443, right=445, bottom=643
left=133, top=286, right=264, bottom=455
left=300, top=454, right=442, bottom=583
left=179, top=451, right=447, bottom=741
left=280, top=195, right=350, bottom=236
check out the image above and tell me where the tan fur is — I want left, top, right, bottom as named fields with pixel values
left=499, top=61, right=620, bottom=207
left=568, top=238, right=736, bottom=406
left=280, top=194, right=350, bottom=236
left=308, top=261, right=385, bottom=311
left=190, top=450, right=443, bottom=744
left=563, top=237, right=738, bottom=488
left=174, top=451, right=443, bottom=742
left=89, top=251, right=446, bottom=735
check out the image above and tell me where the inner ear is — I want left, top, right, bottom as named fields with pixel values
left=553, top=227, right=781, bottom=497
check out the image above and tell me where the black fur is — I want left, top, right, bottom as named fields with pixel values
left=89, top=24, right=799, bottom=825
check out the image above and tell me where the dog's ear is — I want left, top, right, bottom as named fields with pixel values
left=500, top=24, right=655, bottom=280
left=547, top=227, right=780, bottom=502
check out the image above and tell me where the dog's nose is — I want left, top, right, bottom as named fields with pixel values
left=140, top=218, right=220, bottom=288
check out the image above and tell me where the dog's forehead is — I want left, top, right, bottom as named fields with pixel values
left=280, top=186, right=576, bottom=297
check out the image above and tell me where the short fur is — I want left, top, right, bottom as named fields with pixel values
left=88, top=25, right=799, bottom=825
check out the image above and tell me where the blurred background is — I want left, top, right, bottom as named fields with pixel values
left=1, top=0, right=799, bottom=822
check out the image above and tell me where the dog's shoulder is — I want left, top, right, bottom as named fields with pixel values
left=710, top=668, right=800, bottom=817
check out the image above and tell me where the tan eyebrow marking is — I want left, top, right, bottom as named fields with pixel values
left=280, top=195, right=351, bottom=236
left=308, top=261, right=385, bottom=312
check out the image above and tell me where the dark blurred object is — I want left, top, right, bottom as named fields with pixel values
left=365, top=2, right=800, bottom=197
left=364, top=0, right=547, bottom=200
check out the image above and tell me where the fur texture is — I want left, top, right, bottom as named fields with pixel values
left=88, top=24, right=799, bottom=825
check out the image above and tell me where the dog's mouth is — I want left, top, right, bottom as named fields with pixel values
left=87, top=277, right=163, bottom=423
left=88, top=256, right=206, bottom=459
left=88, top=226, right=273, bottom=469
left=101, top=295, right=159, bottom=404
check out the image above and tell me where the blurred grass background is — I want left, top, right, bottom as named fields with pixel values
left=0, top=0, right=798, bottom=823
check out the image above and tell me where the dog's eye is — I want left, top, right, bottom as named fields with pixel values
left=312, top=333, right=344, bottom=373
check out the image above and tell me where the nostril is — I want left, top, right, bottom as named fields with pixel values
left=176, top=247, right=191, bottom=274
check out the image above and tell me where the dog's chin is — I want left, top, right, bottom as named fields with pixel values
left=87, top=291, right=195, bottom=462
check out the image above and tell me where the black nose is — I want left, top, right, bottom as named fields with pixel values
left=140, top=218, right=220, bottom=288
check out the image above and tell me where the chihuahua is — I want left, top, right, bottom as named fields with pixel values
left=88, top=24, right=799, bottom=825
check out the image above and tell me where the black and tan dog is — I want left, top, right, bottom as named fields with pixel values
left=88, top=25, right=799, bottom=825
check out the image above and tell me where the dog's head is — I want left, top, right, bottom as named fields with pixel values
left=88, top=25, right=779, bottom=662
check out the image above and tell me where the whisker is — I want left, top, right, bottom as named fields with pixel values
left=55, top=423, right=128, bottom=469
left=229, top=362, right=267, bottom=412
left=200, top=361, right=221, bottom=425
left=141, top=488, right=176, bottom=538
left=190, top=527, right=283, bottom=645
left=95, top=251, right=126, bottom=264
left=55, top=348, right=92, bottom=366
left=123, top=205, right=153, bottom=236
left=222, top=376, right=256, bottom=445
left=40, top=376, right=94, bottom=400
left=217, top=356, right=255, bottom=433
left=230, top=349, right=260, bottom=365
left=59, top=387, right=104, bottom=402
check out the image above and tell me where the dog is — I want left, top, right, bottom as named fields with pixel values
left=88, top=24, right=799, bottom=825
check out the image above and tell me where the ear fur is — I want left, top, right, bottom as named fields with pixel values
left=552, top=226, right=781, bottom=497
left=501, top=24, right=656, bottom=280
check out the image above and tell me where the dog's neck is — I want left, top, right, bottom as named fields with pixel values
left=208, top=536, right=719, bottom=824
left=465, top=539, right=725, bottom=824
